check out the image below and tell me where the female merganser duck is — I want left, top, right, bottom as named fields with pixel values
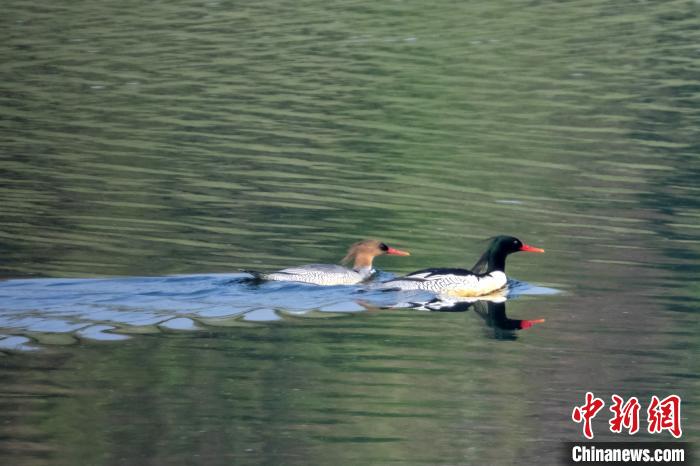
left=381, top=235, right=543, bottom=296
left=260, top=239, right=410, bottom=286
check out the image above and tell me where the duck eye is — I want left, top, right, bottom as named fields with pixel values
left=379, top=243, right=389, bottom=251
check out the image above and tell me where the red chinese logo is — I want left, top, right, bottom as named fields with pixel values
left=572, top=392, right=605, bottom=439
left=572, top=393, right=682, bottom=439
left=647, top=395, right=682, bottom=438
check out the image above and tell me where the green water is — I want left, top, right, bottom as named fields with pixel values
left=1, top=0, right=699, bottom=464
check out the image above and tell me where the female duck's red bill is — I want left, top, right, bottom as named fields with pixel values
left=520, top=244, right=545, bottom=253
left=386, top=247, right=410, bottom=256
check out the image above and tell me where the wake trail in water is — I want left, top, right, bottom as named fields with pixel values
left=0, top=273, right=559, bottom=348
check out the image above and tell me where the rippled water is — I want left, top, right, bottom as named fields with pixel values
left=1, top=0, right=699, bottom=464
left=0, top=272, right=557, bottom=347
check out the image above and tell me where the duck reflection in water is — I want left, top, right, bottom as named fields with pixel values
left=383, top=294, right=545, bottom=340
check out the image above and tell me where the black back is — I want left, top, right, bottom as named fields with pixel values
left=405, top=267, right=474, bottom=278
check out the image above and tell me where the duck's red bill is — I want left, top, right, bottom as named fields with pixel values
left=520, top=318, right=545, bottom=329
left=386, top=247, right=410, bottom=256
left=520, top=244, right=545, bottom=253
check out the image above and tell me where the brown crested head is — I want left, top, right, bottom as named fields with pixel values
left=341, top=239, right=410, bottom=269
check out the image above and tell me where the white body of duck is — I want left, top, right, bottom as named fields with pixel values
left=262, top=240, right=409, bottom=286
left=264, top=264, right=375, bottom=286
left=383, top=269, right=508, bottom=297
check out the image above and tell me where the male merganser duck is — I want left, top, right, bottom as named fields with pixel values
left=259, top=239, right=410, bottom=286
left=381, top=235, right=544, bottom=296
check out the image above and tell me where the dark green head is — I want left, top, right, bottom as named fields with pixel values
left=471, top=235, right=544, bottom=273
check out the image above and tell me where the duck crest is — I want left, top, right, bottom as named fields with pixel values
left=341, top=240, right=381, bottom=270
